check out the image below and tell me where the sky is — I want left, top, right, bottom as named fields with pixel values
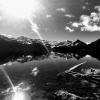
left=0, top=0, right=100, bottom=42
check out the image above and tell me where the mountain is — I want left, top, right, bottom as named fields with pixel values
left=73, top=40, right=87, bottom=52
left=88, top=39, right=100, bottom=50
left=0, top=35, right=48, bottom=61
left=52, top=40, right=87, bottom=53
left=52, top=40, right=73, bottom=53
left=87, top=39, right=100, bottom=60
left=54, top=40, right=73, bottom=47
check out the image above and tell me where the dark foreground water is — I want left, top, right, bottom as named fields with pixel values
left=0, top=53, right=100, bottom=100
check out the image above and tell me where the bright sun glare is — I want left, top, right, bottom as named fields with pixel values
left=12, top=91, right=25, bottom=100
left=0, top=0, right=43, bottom=19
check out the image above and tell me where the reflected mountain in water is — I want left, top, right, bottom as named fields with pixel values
left=52, top=39, right=100, bottom=61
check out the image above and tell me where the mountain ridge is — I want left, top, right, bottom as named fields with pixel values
left=0, top=34, right=100, bottom=55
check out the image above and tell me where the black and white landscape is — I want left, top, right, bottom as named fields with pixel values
left=0, top=0, right=100, bottom=100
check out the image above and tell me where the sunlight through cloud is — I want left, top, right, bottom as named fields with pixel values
left=0, top=0, right=44, bottom=19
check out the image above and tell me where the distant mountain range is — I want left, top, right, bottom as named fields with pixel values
left=0, top=35, right=48, bottom=61
left=0, top=34, right=100, bottom=60
left=52, top=39, right=87, bottom=52
left=52, top=39, right=100, bottom=60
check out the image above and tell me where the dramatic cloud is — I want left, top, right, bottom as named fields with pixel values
left=56, top=8, right=66, bottom=13
left=71, top=6, right=100, bottom=32
left=72, top=22, right=80, bottom=28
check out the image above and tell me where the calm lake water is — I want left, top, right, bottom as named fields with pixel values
left=0, top=53, right=100, bottom=100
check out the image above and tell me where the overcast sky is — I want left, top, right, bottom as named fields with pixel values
left=0, top=0, right=100, bottom=42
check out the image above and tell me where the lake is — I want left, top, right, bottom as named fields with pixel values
left=0, top=52, right=100, bottom=100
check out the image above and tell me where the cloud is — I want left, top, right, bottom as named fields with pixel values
left=46, top=14, right=52, bottom=18
left=72, top=22, right=80, bottom=28
left=82, top=6, right=87, bottom=10
left=85, top=2, right=89, bottom=5
left=65, top=14, right=75, bottom=18
left=56, top=8, right=66, bottom=13
left=65, top=26, right=74, bottom=32
left=0, top=15, right=3, bottom=21
left=70, top=6, right=100, bottom=32
left=0, top=16, right=2, bottom=20
left=1, top=34, right=13, bottom=38
left=95, top=5, right=100, bottom=11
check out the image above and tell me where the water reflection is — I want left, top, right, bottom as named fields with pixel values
left=2, top=81, right=50, bottom=100
left=0, top=54, right=49, bottom=65
left=53, top=52, right=100, bottom=61
left=31, top=67, right=39, bottom=77
left=2, top=82, right=31, bottom=100
left=16, top=55, right=48, bottom=63
left=0, top=51, right=100, bottom=65
left=0, top=52, right=100, bottom=100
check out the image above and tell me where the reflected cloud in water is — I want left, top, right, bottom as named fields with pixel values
left=31, top=67, right=39, bottom=77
